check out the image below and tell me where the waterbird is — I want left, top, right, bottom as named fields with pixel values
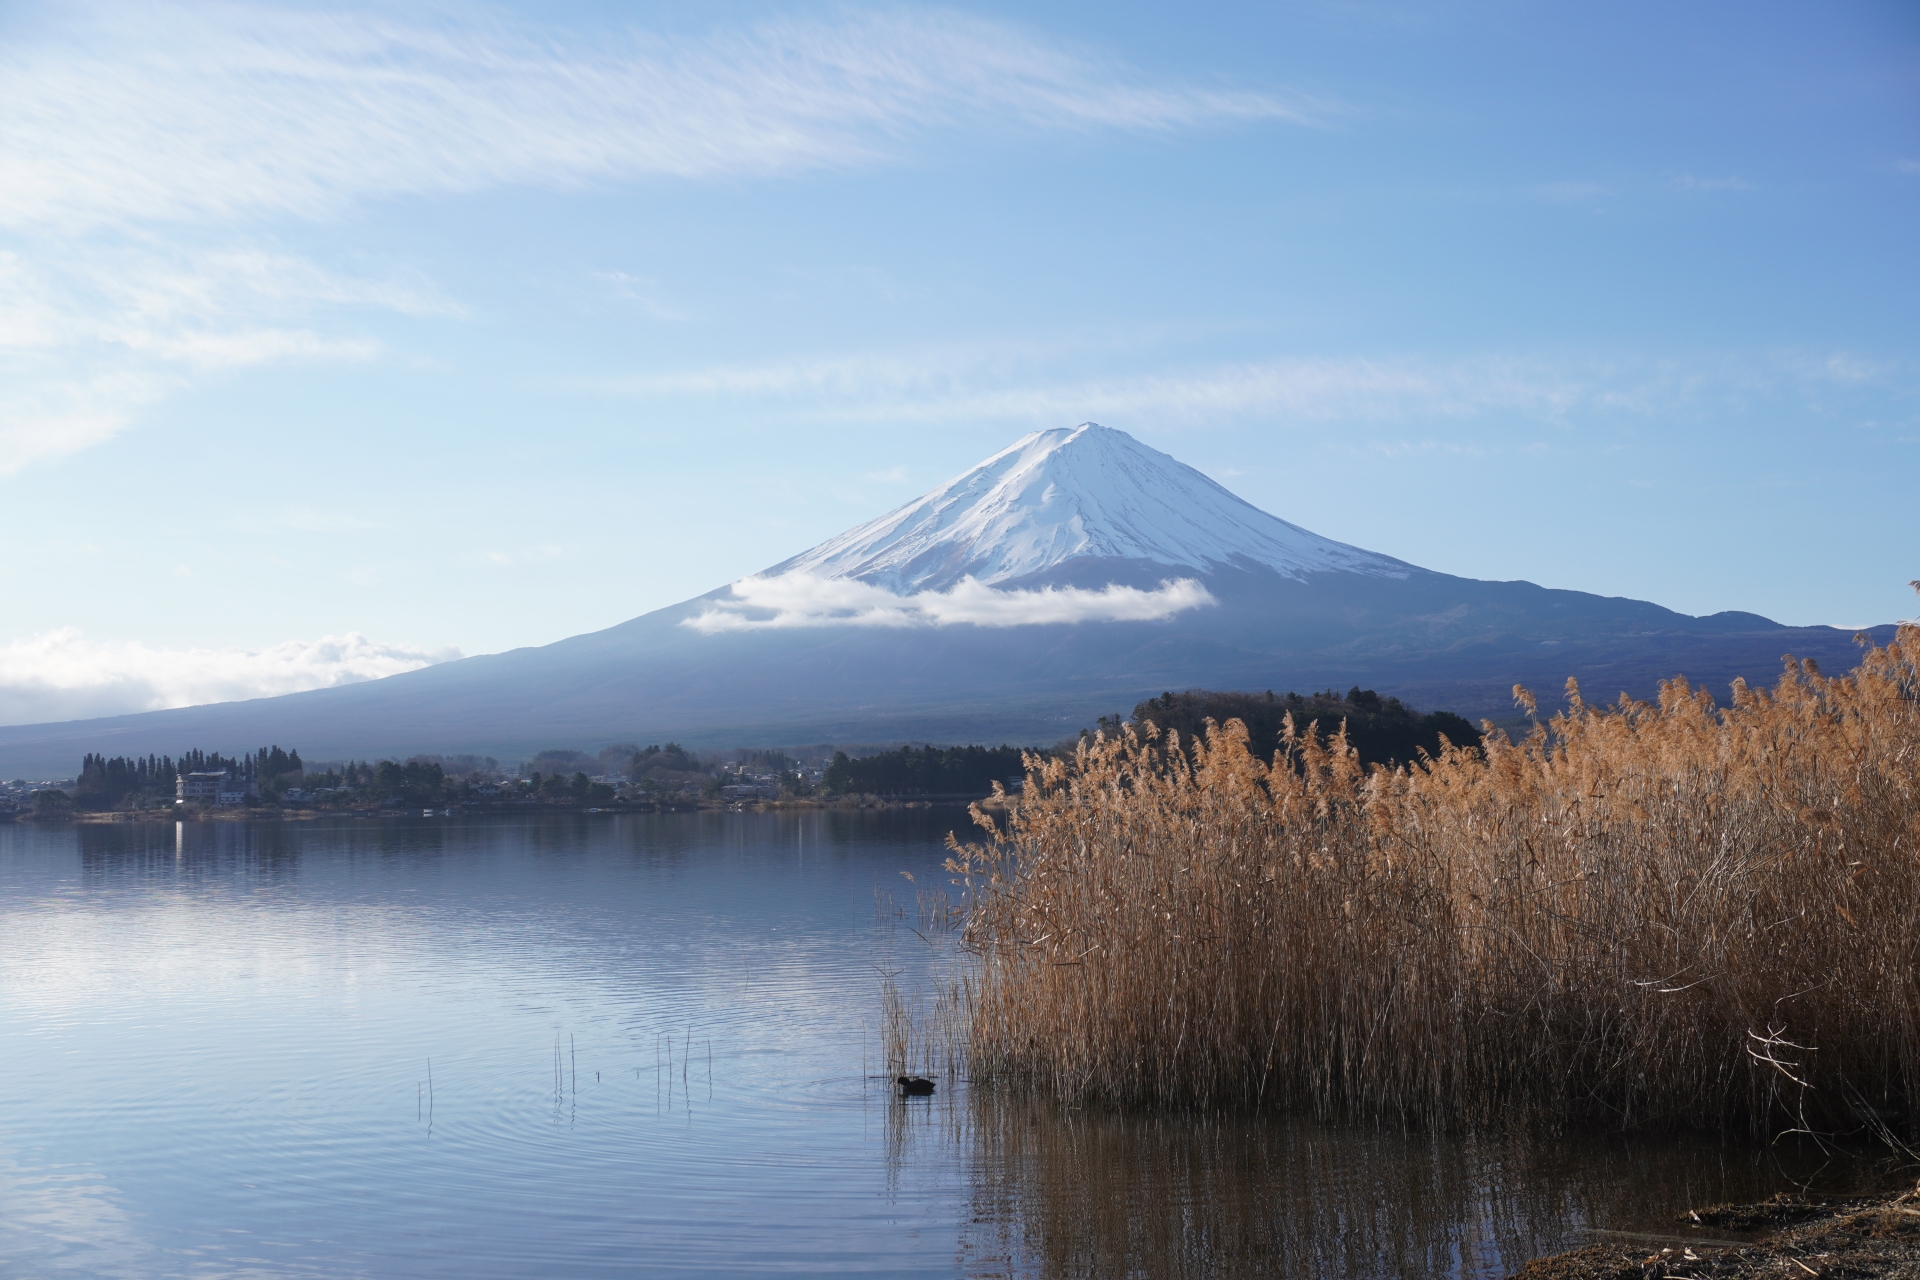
left=896, top=1075, right=935, bottom=1096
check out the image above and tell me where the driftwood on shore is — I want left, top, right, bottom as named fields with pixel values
left=1512, top=1186, right=1920, bottom=1279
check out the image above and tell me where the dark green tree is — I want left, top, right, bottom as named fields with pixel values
left=1122, top=687, right=1482, bottom=769
left=823, top=744, right=1030, bottom=796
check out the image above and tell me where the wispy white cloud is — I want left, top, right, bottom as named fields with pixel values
left=0, top=629, right=461, bottom=726
left=683, top=573, right=1213, bottom=633
left=0, top=244, right=446, bottom=473
left=596, top=272, right=686, bottom=322
left=0, top=247, right=453, bottom=355
left=0, top=367, right=172, bottom=476
left=0, top=4, right=1319, bottom=231
left=599, top=343, right=1914, bottom=432
left=0, top=2, right=1311, bottom=476
left=602, top=348, right=1589, bottom=425
left=949, top=355, right=1589, bottom=424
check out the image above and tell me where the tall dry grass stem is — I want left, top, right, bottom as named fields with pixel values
left=948, top=628, right=1920, bottom=1135
left=880, top=965, right=970, bottom=1081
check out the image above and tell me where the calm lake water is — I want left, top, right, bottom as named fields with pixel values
left=0, top=813, right=1878, bottom=1278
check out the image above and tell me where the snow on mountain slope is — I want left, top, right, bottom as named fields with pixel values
left=767, top=423, right=1408, bottom=592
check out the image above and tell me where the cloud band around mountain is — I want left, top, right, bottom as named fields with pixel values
left=682, top=574, right=1215, bottom=633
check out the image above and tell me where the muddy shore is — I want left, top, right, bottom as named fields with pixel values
left=1512, top=1186, right=1920, bottom=1279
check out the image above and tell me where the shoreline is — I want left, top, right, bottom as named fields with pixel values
left=5, top=794, right=1010, bottom=824
left=1511, top=1186, right=1920, bottom=1278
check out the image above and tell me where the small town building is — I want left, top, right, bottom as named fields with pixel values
left=178, top=771, right=224, bottom=803
left=176, top=770, right=256, bottom=806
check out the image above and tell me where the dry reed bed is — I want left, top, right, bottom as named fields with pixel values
left=948, top=626, right=1920, bottom=1134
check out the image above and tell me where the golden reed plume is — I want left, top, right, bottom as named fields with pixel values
left=949, top=616, right=1920, bottom=1136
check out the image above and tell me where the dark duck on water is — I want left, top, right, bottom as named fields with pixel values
left=896, top=1075, right=935, bottom=1096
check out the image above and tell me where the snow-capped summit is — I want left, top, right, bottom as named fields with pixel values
left=767, top=423, right=1408, bottom=592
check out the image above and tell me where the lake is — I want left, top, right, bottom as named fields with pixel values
left=0, top=813, right=1875, bottom=1278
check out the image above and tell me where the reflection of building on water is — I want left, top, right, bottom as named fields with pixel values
left=74, top=813, right=490, bottom=886
left=175, top=770, right=256, bottom=806
left=77, top=818, right=305, bottom=886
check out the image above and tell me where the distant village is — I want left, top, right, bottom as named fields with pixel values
left=0, top=687, right=1485, bottom=823
left=0, top=740, right=1034, bottom=820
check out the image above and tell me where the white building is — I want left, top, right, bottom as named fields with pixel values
left=178, top=771, right=224, bottom=803
left=177, top=770, right=255, bottom=806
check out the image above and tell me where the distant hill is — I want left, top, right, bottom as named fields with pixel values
left=0, top=424, right=1889, bottom=777
left=1121, top=688, right=1483, bottom=768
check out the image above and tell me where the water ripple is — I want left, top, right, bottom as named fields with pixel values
left=0, top=813, right=1883, bottom=1279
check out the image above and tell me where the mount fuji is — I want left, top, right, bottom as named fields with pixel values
left=770, top=424, right=1404, bottom=590
left=0, top=425, right=1889, bottom=774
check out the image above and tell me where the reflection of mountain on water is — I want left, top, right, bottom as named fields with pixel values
left=888, top=1089, right=1883, bottom=1279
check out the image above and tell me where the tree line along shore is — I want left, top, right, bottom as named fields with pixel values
left=3, top=685, right=1475, bottom=820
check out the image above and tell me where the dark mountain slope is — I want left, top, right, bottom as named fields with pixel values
left=0, top=425, right=1888, bottom=777
left=0, top=564, right=1882, bottom=777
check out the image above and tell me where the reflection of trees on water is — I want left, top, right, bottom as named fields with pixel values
left=78, top=820, right=304, bottom=886
left=60, top=810, right=979, bottom=951
left=912, top=1091, right=1864, bottom=1280
left=956, top=1098, right=1545, bottom=1278
left=61, top=808, right=978, bottom=890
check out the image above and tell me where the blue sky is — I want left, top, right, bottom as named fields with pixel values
left=1, top=0, right=1915, bottom=724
